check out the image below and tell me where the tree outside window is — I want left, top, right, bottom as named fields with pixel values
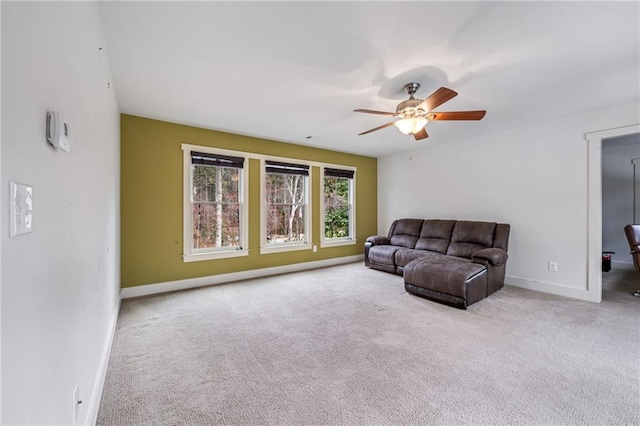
left=186, top=151, right=246, bottom=259
left=265, top=161, right=309, bottom=245
left=192, top=164, right=240, bottom=249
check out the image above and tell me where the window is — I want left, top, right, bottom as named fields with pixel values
left=183, top=145, right=248, bottom=262
left=321, top=167, right=355, bottom=247
left=262, top=160, right=311, bottom=253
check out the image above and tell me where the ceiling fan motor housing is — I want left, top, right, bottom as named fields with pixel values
left=396, top=98, right=425, bottom=118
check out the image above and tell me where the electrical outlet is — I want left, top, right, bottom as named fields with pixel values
left=548, top=261, right=558, bottom=272
left=72, top=383, right=82, bottom=424
left=312, top=245, right=317, bottom=252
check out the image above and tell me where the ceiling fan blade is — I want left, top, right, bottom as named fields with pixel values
left=353, top=109, right=397, bottom=116
left=428, top=111, right=487, bottom=121
left=358, top=121, right=396, bottom=136
left=413, top=128, right=429, bottom=141
left=418, top=87, right=458, bottom=112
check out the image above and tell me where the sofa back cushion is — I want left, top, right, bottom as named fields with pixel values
left=446, top=221, right=497, bottom=259
left=494, top=223, right=511, bottom=251
left=415, top=219, right=456, bottom=253
left=388, top=218, right=423, bottom=248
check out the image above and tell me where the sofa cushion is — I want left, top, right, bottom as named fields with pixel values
left=389, top=219, right=423, bottom=248
left=494, top=223, right=511, bottom=251
left=395, top=248, right=439, bottom=268
left=368, top=245, right=402, bottom=265
left=415, top=219, right=456, bottom=253
left=446, top=221, right=497, bottom=259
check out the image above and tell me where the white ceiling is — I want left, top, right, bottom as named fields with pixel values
left=99, top=1, right=640, bottom=158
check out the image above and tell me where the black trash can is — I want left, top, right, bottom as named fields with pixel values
left=602, top=252, right=614, bottom=272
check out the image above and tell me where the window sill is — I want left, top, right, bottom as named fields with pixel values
left=260, top=243, right=312, bottom=255
left=183, top=249, right=249, bottom=263
left=320, top=239, right=357, bottom=248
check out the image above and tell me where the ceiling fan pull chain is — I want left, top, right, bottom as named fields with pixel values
left=409, top=135, right=414, bottom=160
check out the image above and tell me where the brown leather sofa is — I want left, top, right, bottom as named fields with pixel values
left=365, top=219, right=510, bottom=309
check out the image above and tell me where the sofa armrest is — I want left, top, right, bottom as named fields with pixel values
left=472, top=248, right=508, bottom=267
left=366, top=235, right=391, bottom=245
left=364, top=235, right=390, bottom=267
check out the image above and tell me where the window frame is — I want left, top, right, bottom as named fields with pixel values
left=320, top=166, right=356, bottom=248
left=260, top=158, right=312, bottom=254
left=182, top=144, right=249, bottom=262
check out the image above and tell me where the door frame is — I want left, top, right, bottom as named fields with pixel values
left=586, top=124, right=640, bottom=302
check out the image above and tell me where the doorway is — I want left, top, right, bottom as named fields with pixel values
left=601, top=133, right=640, bottom=300
left=586, top=124, right=640, bottom=302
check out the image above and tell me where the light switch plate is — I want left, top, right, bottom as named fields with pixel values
left=10, top=180, right=33, bottom=238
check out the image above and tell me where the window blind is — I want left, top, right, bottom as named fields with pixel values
left=265, top=161, right=309, bottom=176
left=191, top=151, right=244, bottom=168
left=324, top=168, right=354, bottom=179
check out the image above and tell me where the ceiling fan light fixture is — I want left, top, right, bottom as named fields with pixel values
left=394, top=117, right=428, bottom=135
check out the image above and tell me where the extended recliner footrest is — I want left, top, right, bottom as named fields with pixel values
left=405, top=283, right=468, bottom=309
left=403, top=257, right=488, bottom=309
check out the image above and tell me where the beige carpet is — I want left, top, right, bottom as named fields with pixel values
left=98, top=263, right=639, bottom=425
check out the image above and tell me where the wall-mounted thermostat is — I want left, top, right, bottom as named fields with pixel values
left=46, top=111, right=71, bottom=152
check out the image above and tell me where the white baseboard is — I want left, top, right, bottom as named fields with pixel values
left=611, top=261, right=635, bottom=271
left=86, top=297, right=121, bottom=426
left=505, top=275, right=597, bottom=302
left=121, top=255, right=364, bottom=299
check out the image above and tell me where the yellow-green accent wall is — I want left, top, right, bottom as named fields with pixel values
left=121, top=114, right=378, bottom=288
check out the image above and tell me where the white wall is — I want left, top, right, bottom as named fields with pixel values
left=1, top=2, right=120, bottom=425
left=602, top=134, right=640, bottom=267
left=0, top=3, right=3, bottom=421
left=378, top=102, right=639, bottom=301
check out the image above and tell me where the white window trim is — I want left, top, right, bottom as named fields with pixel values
left=320, top=166, right=357, bottom=248
left=182, top=144, right=249, bottom=262
left=260, top=158, right=312, bottom=254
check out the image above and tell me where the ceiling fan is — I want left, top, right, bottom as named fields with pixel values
left=354, top=83, right=486, bottom=140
